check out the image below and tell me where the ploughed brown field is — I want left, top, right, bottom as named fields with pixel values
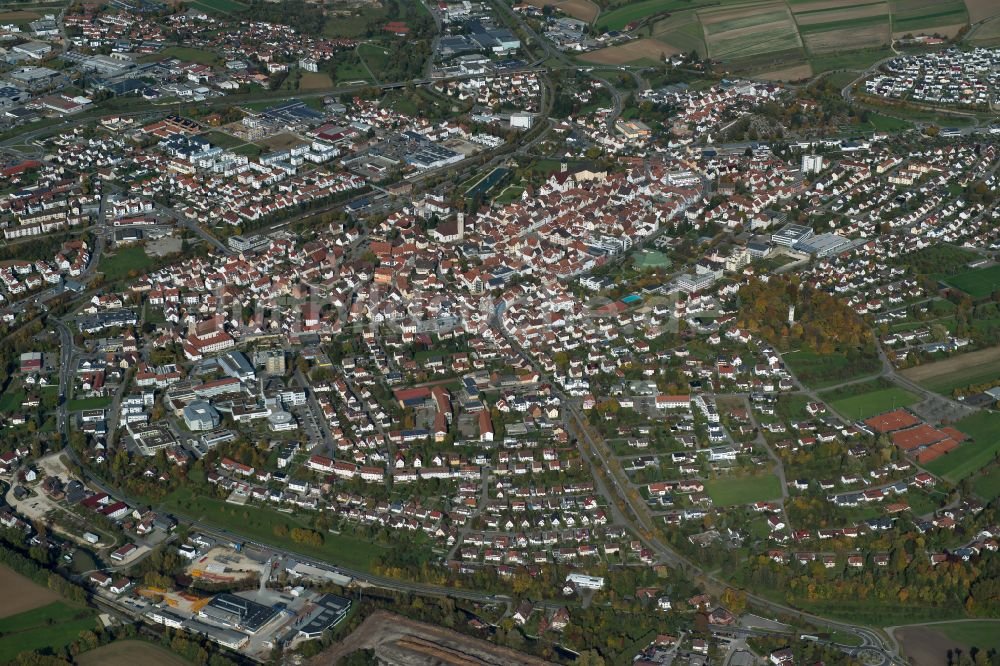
left=896, top=626, right=966, bottom=666
left=0, top=565, right=59, bottom=620
left=523, top=0, right=599, bottom=23
left=77, top=640, right=193, bottom=666
left=579, top=38, right=680, bottom=64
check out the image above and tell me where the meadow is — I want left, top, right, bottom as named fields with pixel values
left=783, top=348, right=880, bottom=389
left=99, top=246, right=151, bottom=282
left=705, top=475, right=783, bottom=506
left=161, top=487, right=388, bottom=572
left=67, top=396, right=113, bottom=412
left=971, top=465, right=1000, bottom=501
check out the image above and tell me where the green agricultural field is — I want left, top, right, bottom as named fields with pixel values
left=943, top=264, right=1000, bottom=299
left=796, top=14, right=888, bottom=35
left=890, top=0, right=968, bottom=35
left=99, top=246, right=151, bottom=282
left=826, top=386, right=919, bottom=420
left=597, top=0, right=696, bottom=31
left=704, top=8, right=788, bottom=34
left=912, top=362, right=1000, bottom=395
left=710, top=29, right=802, bottom=61
left=795, top=599, right=966, bottom=627
left=791, top=1, right=886, bottom=17
left=705, top=475, right=783, bottom=506
left=925, top=412, right=1000, bottom=482
left=161, top=487, right=389, bottom=572
left=0, top=602, right=98, bottom=663
left=809, top=47, right=892, bottom=72
left=606, top=0, right=972, bottom=73
left=652, top=13, right=707, bottom=57
left=900, top=345, right=1000, bottom=395
left=972, top=466, right=1000, bottom=502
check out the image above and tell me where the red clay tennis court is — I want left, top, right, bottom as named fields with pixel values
left=864, top=409, right=920, bottom=433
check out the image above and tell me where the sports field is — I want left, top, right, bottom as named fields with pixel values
left=924, top=411, right=1000, bottom=482
left=633, top=250, right=671, bottom=270
left=78, top=640, right=192, bottom=666
left=705, top=475, right=783, bottom=506
left=900, top=345, right=1000, bottom=395
left=827, top=385, right=919, bottom=420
